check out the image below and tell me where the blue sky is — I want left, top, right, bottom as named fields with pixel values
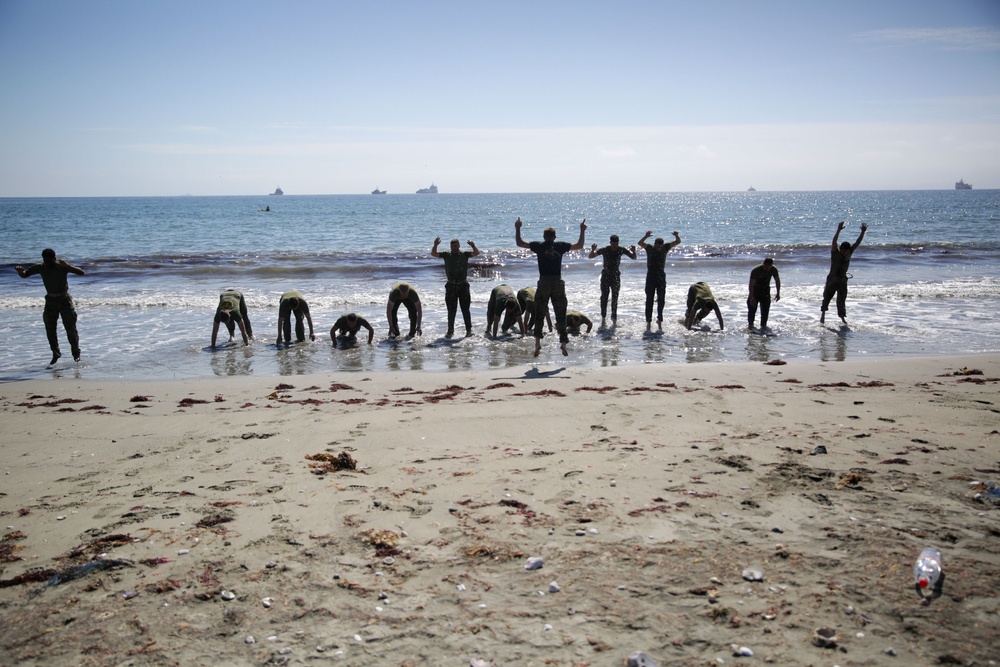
left=1, top=0, right=997, bottom=196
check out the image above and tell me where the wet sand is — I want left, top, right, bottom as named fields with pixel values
left=1, top=355, right=998, bottom=666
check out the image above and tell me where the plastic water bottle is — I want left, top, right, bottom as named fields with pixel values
left=913, top=547, right=942, bottom=590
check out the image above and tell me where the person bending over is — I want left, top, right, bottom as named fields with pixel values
left=747, top=258, right=780, bottom=329
left=566, top=311, right=593, bottom=335
left=386, top=282, right=422, bottom=338
left=212, top=288, right=252, bottom=347
left=685, top=282, right=725, bottom=331
left=276, top=290, right=315, bottom=345
left=330, top=313, right=374, bottom=345
left=485, top=284, right=526, bottom=337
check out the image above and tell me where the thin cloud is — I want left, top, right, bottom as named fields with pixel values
left=856, top=27, right=1000, bottom=52
left=599, top=147, right=637, bottom=158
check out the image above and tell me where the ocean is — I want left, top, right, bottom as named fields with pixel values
left=2, top=191, right=998, bottom=381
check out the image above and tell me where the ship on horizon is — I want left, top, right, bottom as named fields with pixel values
left=371, top=187, right=386, bottom=195
left=955, top=179, right=972, bottom=190
left=416, top=183, right=438, bottom=194
left=270, top=187, right=284, bottom=196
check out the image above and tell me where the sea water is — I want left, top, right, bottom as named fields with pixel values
left=1, top=191, right=998, bottom=381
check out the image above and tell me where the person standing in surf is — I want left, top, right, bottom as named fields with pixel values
left=820, top=221, right=867, bottom=325
left=589, top=234, right=637, bottom=327
left=638, top=230, right=682, bottom=330
left=747, top=258, right=781, bottom=330
left=515, top=217, right=587, bottom=357
left=431, top=237, right=480, bottom=338
left=15, top=248, right=86, bottom=366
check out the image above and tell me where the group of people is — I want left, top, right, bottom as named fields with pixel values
left=15, top=220, right=868, bottom=366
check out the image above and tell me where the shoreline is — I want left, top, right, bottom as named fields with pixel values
left=1, top=354, right=998, bottom=665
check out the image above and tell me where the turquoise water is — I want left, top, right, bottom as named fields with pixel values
left=1, top=191, right=998, bottom=380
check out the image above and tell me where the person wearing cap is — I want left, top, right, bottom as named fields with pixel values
left=386, top=282, right=422, bottom=338
left=638, top=230, right=682, bottom=330
left=15, top=248, right=86, bottom=365
left=684, top=282, right=725, bottom=331
left=747, top=258, right=781, bottom=329
left=330, top=313, right=375, bottom=345
left=276, top=290, right=315, bottom=345
left=515, top=217, right=587, bottom=356
left=211, top=288, right=252, bottom=347
left=589, top=234, right=637, bottom=326
left=820, top=221, right=868, bottom=325
left=431, top=237, right=480, bottom=338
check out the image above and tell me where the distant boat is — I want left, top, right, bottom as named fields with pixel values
left=371, top=187, right=386, bottom=195
left=416, top=183, right=439, bottom=194
left=747, top=186, right=757, bottom=192
left=955, top=179, right=972, bottom=190
left=270, top=187, right=284, bottom=196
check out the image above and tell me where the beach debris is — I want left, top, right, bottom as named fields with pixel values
left=122, top=590, right=139, bottom=600
left=742, top=568, right=764, bottom=582
left=45, top=558, right=132, bottom=587
left=261, top=597, right=274, bottom=608
left=360, top=529, right=399, bottom=549
left=971, top=481, right=1000, bottom=505
left=525, top=556, right=544, bottom=571
left=549, top=581, right=561, bottom=593
left=731, top=644, right=754, bottom=657
left=469, top=659, right=495, bottom=667
left=810, top=445, right=827, bottom=455
left=306, top=451, right=358, bottom=474
left=626, top=651, right=660, bottom=667
left=885, top=647, right=898, bottom=656
left=812, top=627, right=839, bottom=648
left=835, top=471, right=871, bottom=489
left=221, top=590, right=236, bottom=601
left=939, top=367, right=982, bottom=377
left=245, top=635, right=256, bottom=644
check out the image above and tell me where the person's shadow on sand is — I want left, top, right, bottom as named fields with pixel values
left=523, top=367, right=566, bottom=379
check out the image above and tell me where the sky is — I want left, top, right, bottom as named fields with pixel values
left=0, top=0, right=998, bottom=196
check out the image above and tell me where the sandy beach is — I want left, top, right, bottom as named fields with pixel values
left=0, top=355, right=998, bottom=666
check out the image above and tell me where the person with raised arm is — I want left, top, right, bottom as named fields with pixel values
left=589, top=234, right=637, bottom=326
left=820, top=221, right=868, bottom=325
left=431, top=237, right=479, bottom=338
left=638, top=230, right=681, bottom=330
left=515, top=217, right=586, bottom=356
left=15, top=248, right=85, bottom=366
